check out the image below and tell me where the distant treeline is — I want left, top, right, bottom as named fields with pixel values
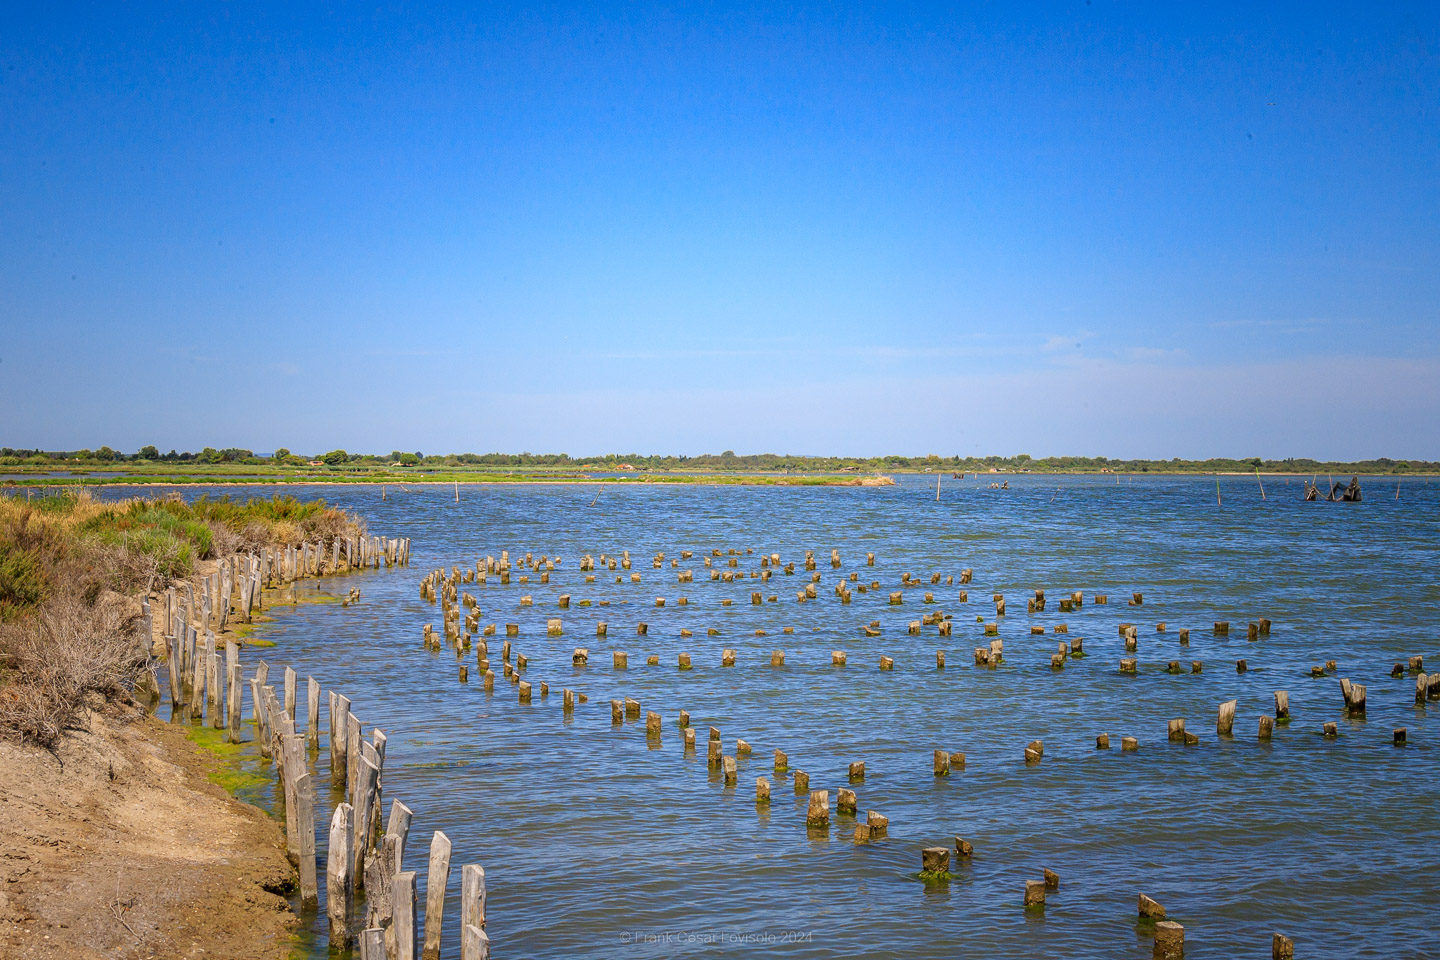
left=1, top=447, right=1435, bottom=474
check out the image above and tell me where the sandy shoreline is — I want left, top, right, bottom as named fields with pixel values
left=0, top=704, right=297, bottom=960
left=0, top=543, right=373, bottom=960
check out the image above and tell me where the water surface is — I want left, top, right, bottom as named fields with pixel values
left=122, top=475, right=1439, bottom=959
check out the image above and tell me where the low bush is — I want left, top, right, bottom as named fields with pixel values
left=0, top=489, right=363, bottom=747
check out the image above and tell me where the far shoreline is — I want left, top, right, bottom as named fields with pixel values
left=3, top=471, right=1435, bottom=491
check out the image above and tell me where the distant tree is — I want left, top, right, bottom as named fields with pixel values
left=94, top=446, right=117, bottom=461
left=397, top=453, right=420, bottom=466
left=136, top=445, right=160, bottom=460
left=273, top=447, right=292, bottom=461
left=322, top=449, right=349, bottom=465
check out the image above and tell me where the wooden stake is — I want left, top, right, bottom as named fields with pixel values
left=294, top=772, right=318, bottom=905
left=461, top=864, right=487, bottom=936
left=327, top=802, right=355, bottom=947
left=422, top=832, right=452, bottom=960
left=392, top=870, right=418, bottom=960
left=462, top=924, right=491, bottom=960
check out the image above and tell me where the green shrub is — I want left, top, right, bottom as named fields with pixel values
left=0, top=544, right=46, bottom=621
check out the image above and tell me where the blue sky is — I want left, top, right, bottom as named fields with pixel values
left=2, top=2, right=1437, bottom=458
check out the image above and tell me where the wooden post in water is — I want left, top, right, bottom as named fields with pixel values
left=806, top=789, right=830, bottom=826
left=307, top=677, right=320, bottom=748
left=462, top=925, right=491, bottom=960
left=227, top=663, right=243, bottom=742
left=392, top=870, right=418, bottom=960
left=1154, top=921, right=1185, bottom=960
left=327, top=802, right=355, bottom=947
left=422, top=832, right=452, bottom=960
left=1217, top=700, right=1236, bottom=736
left=461, top=864, right=487, bottom=941
left=284, top=666, right=297, bottom=723
left=387, top=800, right=414, bottom=867
left=359, top=928, right=386, bottom=960
left=294, top=771, right=318, bottom=905
left=354, top=756, right=380, bottom=878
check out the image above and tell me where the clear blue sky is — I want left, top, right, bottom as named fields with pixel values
left=2, top=2, right=1437, bottom=459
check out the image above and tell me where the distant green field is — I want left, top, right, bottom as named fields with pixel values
left=1, top=450, right=1434, bottom=483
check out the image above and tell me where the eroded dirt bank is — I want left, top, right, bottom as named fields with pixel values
left=0, top=701, right=296, bottom=960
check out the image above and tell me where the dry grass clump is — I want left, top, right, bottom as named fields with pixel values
left=0, top=585, right=145, bottom=748
left=0, top=488, right=362, bottom=746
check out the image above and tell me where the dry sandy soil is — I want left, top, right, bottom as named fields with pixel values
left=0, top=701, right=297, bottom=960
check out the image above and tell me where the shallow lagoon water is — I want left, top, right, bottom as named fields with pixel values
left=119, top=475, right=1439, bottom=959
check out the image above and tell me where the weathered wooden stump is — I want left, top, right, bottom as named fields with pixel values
left=1024, top=879, right=1046, bottom=907
left=805, top=789, right=829, bottom=826
left=921, top=847, right=950, bottom=878
left=1154, top=921, right=1184, bottom=960
left=1217, top=700, right=1236, bottom=735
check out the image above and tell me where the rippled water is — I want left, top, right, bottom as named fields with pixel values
left=122, top=475, right=1439, bottom=959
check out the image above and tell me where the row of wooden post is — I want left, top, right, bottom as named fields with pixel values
left=246, top=659, right=491, bottom=959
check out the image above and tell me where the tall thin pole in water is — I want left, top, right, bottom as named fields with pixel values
left=1215, top=475, right=1222, bottom=506
left=935, top=473, right=941, bottom=501
left=382, top=485, right=386, bottom=500
left=1396, top=480, right=1401, bottom=500
left=454, top=481, right=459, bottom=503
left=1254, top=467, right=1267, bottom=500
